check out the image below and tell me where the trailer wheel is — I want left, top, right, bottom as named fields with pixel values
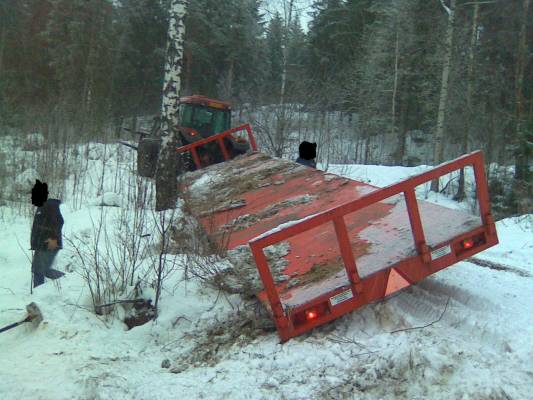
left=137, top=137, right=161, bottom=178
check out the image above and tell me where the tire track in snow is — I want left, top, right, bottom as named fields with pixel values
left=466, top=257, right=532, bottom=278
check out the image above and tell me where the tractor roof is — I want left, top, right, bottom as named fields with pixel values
left=180, top=95, right=231, bottom=110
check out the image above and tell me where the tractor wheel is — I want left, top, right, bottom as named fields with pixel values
left=178, top=152, right=195, bottom=172
left=137, top=137, right=161, bottom=178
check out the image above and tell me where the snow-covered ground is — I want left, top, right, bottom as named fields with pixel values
left=1, top=145, right=532, bottom=400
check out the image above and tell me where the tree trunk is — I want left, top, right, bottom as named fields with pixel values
left=274, top=0, right=294, bottom=159
left=226, top=58, right=234, bottom=101
left=156, top=0, right=187, bottom=212
left=184, top=47, right=193, bottom=95
left=456, top=3, right=479, bottom=201
left=161, top=0, right=187, bottom=133
left=0, top=25, right=6, bottom=79
left=431, top=0, right=456, bottom=192
left=279, top=0, right=294, bottom=109
left=80, top=6, right=98, bottom=136
left=392, top=21, right=401, bottom=163
left=514, top=0, right=530, bottom=183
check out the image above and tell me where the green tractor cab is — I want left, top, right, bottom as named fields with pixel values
left=136, top=95, right=250, bottom=178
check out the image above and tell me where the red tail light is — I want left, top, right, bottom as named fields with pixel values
left=462, top=238, right=474, bottom=249
left=305, top=310, right=318, bottom=320
left=292, top=302, right=330, bottom=327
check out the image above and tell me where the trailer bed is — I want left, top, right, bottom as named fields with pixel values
left=183, top=153, right=483, bottom=308
left=178, top=124, right=497, bottom=341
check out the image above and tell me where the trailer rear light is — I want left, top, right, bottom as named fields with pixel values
left=462, top=238, right=474, bottom=249
left=305, top=310, right=318, bottom=320
left=455, top=233, right=486, bottom=256
left=292, top=302, right=330, bottom=327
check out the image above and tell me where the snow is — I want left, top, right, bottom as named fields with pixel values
left=0, top=145, right=532, bottom=399
left=251, top=212, right=320, bottom=241
left=188, top=170, right=224, bottom=194
left=90, top=191, right=122, bottom=207
left=15, top=168, right=40, bottom=192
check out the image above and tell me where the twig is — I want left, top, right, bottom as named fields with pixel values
left=64, top=302, right=93, bottom=313
left=204, top=288, right=223, bottom=313
left=14, top=233, right=34, bottom=294
left=390, top=296, right=450, bottom=334
left=95, top=298, right=146, bottom=309
left=160, top=335, right=185, bottom=352
left=0, top=287, right=16, bottom=295
left=171, top=315, right=191, bottom=328
left=439, top=175, right=458, bottom=194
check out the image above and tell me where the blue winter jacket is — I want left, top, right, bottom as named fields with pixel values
left=295, top=157, right=316, bottom=168
left=31, top=199, right=64, bottom=250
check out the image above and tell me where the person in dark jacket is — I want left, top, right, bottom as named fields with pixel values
left=30, top=179, right=64, bottom=288
left=295, top=141, right=317, bottom=168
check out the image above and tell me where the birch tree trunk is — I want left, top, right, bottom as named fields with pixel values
left=161, top=0, right=187, bottom=134
left=431, top=0, right=456, bottom=192
left=156, top=0, right=187, bottom=212
left=456, top=3, right=479, bottom=201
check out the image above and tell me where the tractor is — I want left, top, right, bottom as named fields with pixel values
left=133, top=95, right=251, bottom=178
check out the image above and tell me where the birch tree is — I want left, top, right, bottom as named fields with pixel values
left=155, top=0, right=187, bottom=212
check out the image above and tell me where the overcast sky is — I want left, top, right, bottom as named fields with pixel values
left=261, top=0, right=314, bottom=32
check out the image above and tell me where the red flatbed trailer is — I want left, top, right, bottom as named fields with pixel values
left=178, top=125, right=498, bottom=342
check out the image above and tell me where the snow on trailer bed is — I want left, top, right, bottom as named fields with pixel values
left=182, top=153, right=482, bottom=310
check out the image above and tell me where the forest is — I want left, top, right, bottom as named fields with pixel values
left=1, top=3, right=532, bottom=397
left=0, top=0, right=531, bottom=216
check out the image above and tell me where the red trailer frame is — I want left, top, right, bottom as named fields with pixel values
left=247, top=151, right=498, bottom=342
left=176, top=129, right=498, bottom=342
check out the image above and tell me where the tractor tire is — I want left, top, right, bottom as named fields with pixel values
left=178, top=152, right=195, bottom=173
left=137, top=137, right=161, bottom=178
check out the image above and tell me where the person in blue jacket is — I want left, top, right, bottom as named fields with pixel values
left=30, top=180, right=65, bottom=288
left=295, top=141, right=317, bottom=168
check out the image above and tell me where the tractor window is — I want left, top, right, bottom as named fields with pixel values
left=179, top=103, right=230, bottom=134
left=179, top=104, right=194, bottom=127
left=211, top=109, right=229, bottom=133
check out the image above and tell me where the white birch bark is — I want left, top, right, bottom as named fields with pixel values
left=161, top=0, right=187, bottom=135
left=156, top=0, right=187, bottom=211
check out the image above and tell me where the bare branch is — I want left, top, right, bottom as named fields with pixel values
left=390, top=296, right=451, bottom=334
